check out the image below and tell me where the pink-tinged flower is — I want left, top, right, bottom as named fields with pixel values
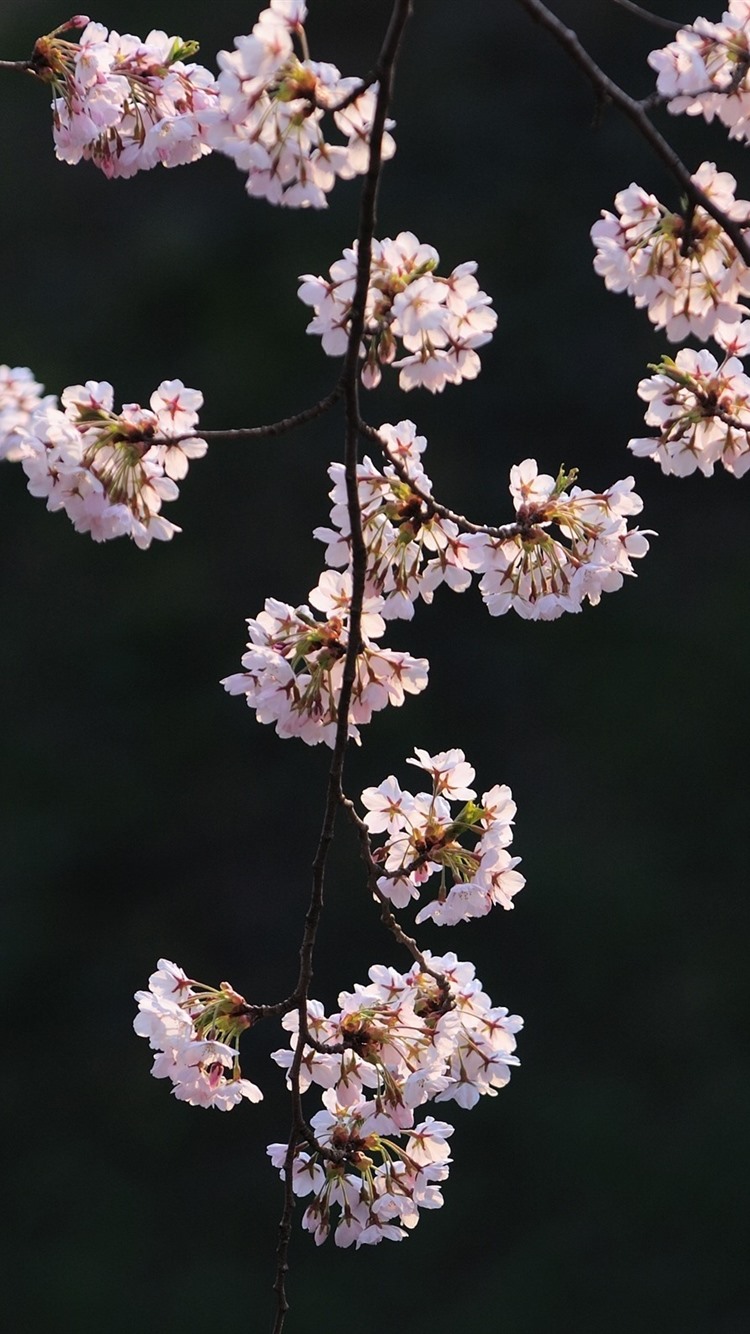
left=362, top=751, right=524, bottom=923
left=465, top=460, right=651, bottom=621
left=17, top=378, right=206, bottom=546
left=592, top=163, right=750, bottom=341
left=33, top=19, right=218, bottom=177
left=299, top=236, right=496, bottom=390
left=406, top=748, right=477, bottom=801
left=0, top=364, right=57, bottom=461
left=630, top=334, right=750, bottom=477
left=361, top=776, right=416, bottom=835
left=222, top=589, right=429, bottom=747
left=202, top=1, right=395, bottom=209
left=649, top=8, right=750, bottom=144
left=134, top=960, right=261, bottom=1110
left=313, top=421, right=479, bottom=619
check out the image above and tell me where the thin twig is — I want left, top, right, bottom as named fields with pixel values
left=610, top=0, right=682, bottom=31
left=339, top=793, right=444, bottom=979
left=513, top=0, right=750, bottom=269
left=357, top=418, right=529, bottom=542
left=270, top=4, right=413, bottom=1330
left=143, top=384, right=342, bottom=450
left=0, top=59, right=32, bottom=71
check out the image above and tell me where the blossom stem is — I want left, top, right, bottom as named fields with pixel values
left=145, top=383, right=343, bottom=449
left=513, top=0, right=750, bottom=268
left=358, top=417, right=531, bottom=541
left=609, top=0, right=682, bottom=32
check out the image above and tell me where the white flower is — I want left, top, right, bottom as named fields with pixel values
left=299, top=236, right=496, bottom=390
left=0, top=365, right=56, bottom=461
left=134, top=961, right=261, bottom=1110
left=592, top=163, right=750, bottom=341
left=17, top=379, right=206, bottom=545
left=37, top=20, right=218, bottom=178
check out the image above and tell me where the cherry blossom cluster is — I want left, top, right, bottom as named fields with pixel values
left=298, top=231, right=497, bottom=391
left=204, top=0, right=395, bottom=209
left=467, top=461, right=650, bottom=622
left=591, top=162, right=750, bottom=341
left=314, top=429, right=649, bottom=622
left=269, top=952, right=521, bottom=1245
left=0, top=364, right=55, bottom=462
left=269, top=1101, right=452, bottom=1248
left=34, top=17, right=217, bottom=178
left=17, top=378, right=206, bottom=547
left=649, top=3, right=750, bottom=142
left=630, top=320, right=750, bottom=478
left=314, top=420, right=476, bottom=620
left=221, top=575, right=429, bottom=746
left=134, top=958, right=263, bottom=1109
left=360, top=748, right=524, bottom=923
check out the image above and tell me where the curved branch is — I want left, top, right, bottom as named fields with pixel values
left=357, top=418, right=530, bottom=541
left=513, top=0, right=750, bottom=268
left=610, top=0, right=682, bottom=30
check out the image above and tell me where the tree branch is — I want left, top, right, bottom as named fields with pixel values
left=270, top=4, right=413, bottom=1329
left=140, top=384, right=343, bottom=450
left=513, top=0, right=750, bottom=268
left=610, top=0, right=682, bottom=31
left=357, top=418, right=530, bottom=541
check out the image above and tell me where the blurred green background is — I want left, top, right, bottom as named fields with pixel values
left=2, top=2, right=748, bottom=1330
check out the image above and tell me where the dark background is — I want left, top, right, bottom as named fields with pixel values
left=2, top=2, right=748, bottom=1331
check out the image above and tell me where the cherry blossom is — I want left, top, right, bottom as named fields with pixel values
left=268, top=1093, right=453, bottom=1247
left=268, top=952, right=520, bottom=1244
left=134, top=959, right=263, bottom=1109
left=629, top=322, right=750, bottom=477
left=591, top=162, right=750, bottom=341
left=222, top=585, right=429, bottom=746
left=298, top=233, right=496, bottom=390
left=17, top=378, right=206, bottom=547
left=31, top=18, right=218, bottom=178
left=314, top=420, right=475, bottom=619
left=203, top=0, right=395, bottom=209
left=465, top=461, right=651, bottom=622
left=272, top=952, right=521, bottom=1116
left=0, top=364, right=56, bottom=461
left=361, top=750, right=525, bottom=922
left=649, top=5, right=750, bottom=143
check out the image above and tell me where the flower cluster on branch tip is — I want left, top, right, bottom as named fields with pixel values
left=0, top=365, right=55, bottom=461
left=28, top=3, right=393, bottom=205
left=361, top=748, right=524, bottom=924
left=592, top=162, right=750, bottom=342
left=134, top=959, right=263, bottom=1109
left=13, top=378, right=206, bottom=546
left=650, top=1, right=750, bottom=141
left=221, top=585, right=429, bottom=747
left=590, top=7, right=750, bottom=480
left=630, top=321, right=750, bottom=477
left=270, top=951, right=521, bottom=1246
